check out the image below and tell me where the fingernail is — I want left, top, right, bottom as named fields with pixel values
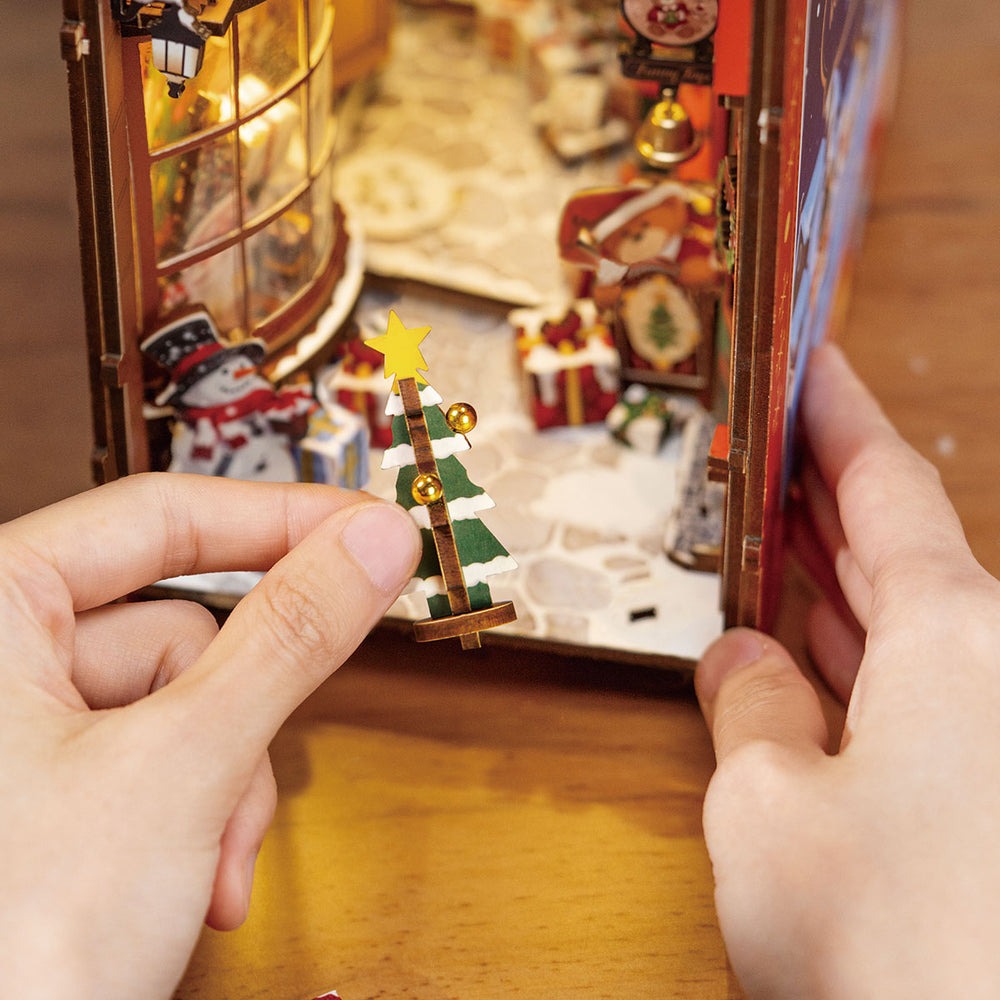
left=718, top=628, right=768, bottom=670
left=341, top=504, right=419, bottom=593
left=696, top=628, right=767, bottom=702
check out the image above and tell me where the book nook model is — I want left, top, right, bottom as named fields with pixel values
left=60, top=0, right=899, bottom=669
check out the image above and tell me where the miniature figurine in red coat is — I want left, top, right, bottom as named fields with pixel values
left=560, top=179, right=718, bottom=307
left=558, top=179, right=720, bottom=377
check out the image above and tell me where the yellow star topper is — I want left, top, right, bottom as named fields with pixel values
left=365, top=310, right=432, bottom=393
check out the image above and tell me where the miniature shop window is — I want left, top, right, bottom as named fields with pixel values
left=309, top=0, right=335, bottom=62
left=149, top=132, right=241, bottom=262
left=309, top=48, right=337, bottom=168
left=160, top=245, right=245, bottom=335
left=141, top=33, right=235, bottom=151
left=129, top=0, right=338, bottom=347
left=237, top=0, right=305, bottom=103
left=245, top=194, right=316, bottom=326
left=238, top=86, right=309, bottom=228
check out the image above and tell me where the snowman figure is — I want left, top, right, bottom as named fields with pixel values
left=142, top=310, right=316, bottom=482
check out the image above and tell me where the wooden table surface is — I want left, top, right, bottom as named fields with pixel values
left=2, top=3, right=999, bottom=998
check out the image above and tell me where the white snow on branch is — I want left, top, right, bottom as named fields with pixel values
left=384, top=383, right=442, bottom=414
left=414, top=554, right=519, bottom=597
left=405, top=492, right=495, bottom=530
left=382, top=432, right=470, bottom=469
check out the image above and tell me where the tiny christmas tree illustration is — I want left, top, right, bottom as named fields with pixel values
left=646, top=300, right=679, bottom=352
left=367, top=311, right=517, bottom=650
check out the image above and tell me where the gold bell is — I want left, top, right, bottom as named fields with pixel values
left=633, top=88, right=701, bottom=170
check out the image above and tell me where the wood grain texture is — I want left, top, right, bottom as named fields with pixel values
left=0, top=2, right=996, bottom=997
left=178, top=633, right=738, bottom=999
left=838, top=1, right=1000, bottom=579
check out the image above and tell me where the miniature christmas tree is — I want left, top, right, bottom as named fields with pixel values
left=367, top=311, right=517, bottom=650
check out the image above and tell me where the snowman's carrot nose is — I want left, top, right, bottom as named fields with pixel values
left=234, top=365, right=257, bottom=378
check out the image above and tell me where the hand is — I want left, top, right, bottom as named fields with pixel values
left=0, top=474, right=419, bottom=999
left=696, top=344, right=1000, bottom=998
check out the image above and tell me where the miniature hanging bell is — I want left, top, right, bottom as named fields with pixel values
left=633, top=88, right=701, bottom=169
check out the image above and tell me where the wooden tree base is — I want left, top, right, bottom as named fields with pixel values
left=413, top=601, right=517, bottom=650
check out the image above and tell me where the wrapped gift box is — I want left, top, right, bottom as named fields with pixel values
left=512, top=300, right=620, bottom=430
left=296, top=402, right=370, bottom=490
left=323, top=337, right=395, bottom=448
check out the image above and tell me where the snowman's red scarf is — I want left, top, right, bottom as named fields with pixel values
left=183, top=387, right=310, bottom=425
left=182, top=387, right=313, bottom=449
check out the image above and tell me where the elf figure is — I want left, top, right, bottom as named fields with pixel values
left=367, top=311, right=516, bottom=649
left=142, top=309, right=316, bottom=482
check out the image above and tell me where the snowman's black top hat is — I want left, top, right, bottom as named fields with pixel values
left=141, top=309, right=266, bottom=407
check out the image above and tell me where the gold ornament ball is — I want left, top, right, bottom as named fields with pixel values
left=411, top=472, right=444, bottom=506
left=446, top=402, right=477, bottom=435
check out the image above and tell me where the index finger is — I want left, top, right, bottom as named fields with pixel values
left=0, top=473, right=365, bottom=613
left=801, top=344, right=975, bottom=594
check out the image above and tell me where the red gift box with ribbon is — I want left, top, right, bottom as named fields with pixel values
left=512, top=300, right=621, bottom=430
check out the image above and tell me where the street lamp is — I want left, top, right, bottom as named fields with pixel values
left=148, top=0, right=210, bottom=98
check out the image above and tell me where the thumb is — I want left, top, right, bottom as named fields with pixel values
left=695, top=628, right=830, bottom=763
left=161, top=499, right=420, bottom=777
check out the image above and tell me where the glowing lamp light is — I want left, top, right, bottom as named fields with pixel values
left=149, top=2, right=210, bottom=99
